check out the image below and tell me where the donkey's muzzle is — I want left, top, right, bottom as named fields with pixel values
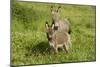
left=54, top=26, right=58, bottom=30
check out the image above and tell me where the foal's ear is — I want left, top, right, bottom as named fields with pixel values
left=52, top=23, right=55, bottom=29
left=45, top=21, right=49, bottom=29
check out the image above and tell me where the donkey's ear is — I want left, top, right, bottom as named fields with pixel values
left=51, top=6, right=53, bottom=11
left=57, top=6, right=61, bottom=12
left=58, top=6, right=61, bottom=9
left=45, top=21, right=49, bottom=29
left=52, top=23, right=55, bottom=29
left=51, top=6, right=53, bottom=8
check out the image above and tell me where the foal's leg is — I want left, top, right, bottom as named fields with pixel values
left=64, top=42, right=69, bottom=53
left=55, top=47, right=58, bottom=53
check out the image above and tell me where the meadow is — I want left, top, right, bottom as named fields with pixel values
left=11, top=0, right=96, bottom=66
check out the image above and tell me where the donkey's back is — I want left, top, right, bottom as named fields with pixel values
left=52, top=31, right=68, bottom=45
left=56, top=19, right=71, bottom=34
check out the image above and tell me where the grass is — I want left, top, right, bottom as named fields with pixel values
left=11, top=0, right=96, bottom=66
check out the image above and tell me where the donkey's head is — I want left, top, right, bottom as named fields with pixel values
left=51, top=6, right=61, bottom=20
left=45, top=21, right=55, bottom=40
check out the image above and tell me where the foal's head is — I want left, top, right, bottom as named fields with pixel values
left=45, top=22, right=55, bottom=40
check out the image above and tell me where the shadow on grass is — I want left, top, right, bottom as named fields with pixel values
left=25, top=41, right=50, bottom=56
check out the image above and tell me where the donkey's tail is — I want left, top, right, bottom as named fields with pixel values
left=64, top=17, right=72, bottom=34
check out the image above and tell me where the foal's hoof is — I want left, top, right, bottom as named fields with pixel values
left=65, top=50, right=69, bottom=53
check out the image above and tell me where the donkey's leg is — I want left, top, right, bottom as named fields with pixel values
left=61, top=45, right=65, bottom=51
left=68, top=35, right=72, bottom=50
left=49, top=42, right=55, bottom=54
left=69, top=39, right=72, bottom=49
left=54, top=47, right=58, bottom=53
left=64, top=42, right=69, bottom=53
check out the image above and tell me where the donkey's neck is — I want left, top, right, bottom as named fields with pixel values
left=52, top=15, right=61, bottom=22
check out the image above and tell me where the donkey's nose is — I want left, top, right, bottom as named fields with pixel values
left=54, top=26, right=58, bottom=30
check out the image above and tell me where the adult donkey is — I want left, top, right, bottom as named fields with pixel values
left=51, top=6, right=71, bottom=34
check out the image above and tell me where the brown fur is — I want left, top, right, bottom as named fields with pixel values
left=51, top=6, right=71, bottom=34
left=45, top=22, right=71, bottom=53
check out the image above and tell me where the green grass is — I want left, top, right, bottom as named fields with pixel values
left=11, top=0, right=96, bottom=65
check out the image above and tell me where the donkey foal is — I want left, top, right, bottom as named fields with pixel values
left=45, top=22, right=71, bottom=53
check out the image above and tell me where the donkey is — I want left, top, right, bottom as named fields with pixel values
left=45, top=22, right=71, bottom=53
left=51, top=6, right=71, bottom=34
